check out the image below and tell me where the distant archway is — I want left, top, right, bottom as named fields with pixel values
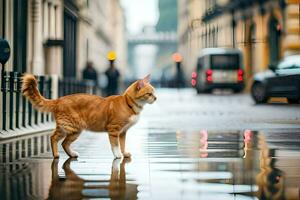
left=268, top=15, right=281, bottom=66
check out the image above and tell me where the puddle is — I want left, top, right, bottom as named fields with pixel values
left=0, top=130, right=299, bottom=200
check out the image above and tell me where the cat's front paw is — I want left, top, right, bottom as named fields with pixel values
left=123, top=152, right=131, bottom=158
left=112, top=158, right=122, bottom=171
left=113, top=147, right=123, bottom=159
left=114, top=155, right=122, bottom=159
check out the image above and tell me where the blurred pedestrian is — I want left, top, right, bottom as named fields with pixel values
left=82, top=61, right=98, bottom=86
left=105, top=60, right=120, bottom=96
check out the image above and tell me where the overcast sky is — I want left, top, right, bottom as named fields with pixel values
left=120, top=0, right=159, bottom=34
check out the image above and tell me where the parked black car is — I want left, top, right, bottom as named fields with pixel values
left=251, top=55, right=300, bottom=103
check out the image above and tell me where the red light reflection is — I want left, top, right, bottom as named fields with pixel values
left=199, top=130, right=208, bottom=158
left=244, top=129, right=252, bottom=143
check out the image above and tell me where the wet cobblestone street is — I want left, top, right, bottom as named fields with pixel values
left=1, top=89, right=300, bottom=200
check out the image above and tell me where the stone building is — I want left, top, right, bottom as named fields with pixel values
left=178, top=0, right=300, bottom=86
left=0, top=0, right=126, bottom=78
left=77, top=0, right=127, bottom=78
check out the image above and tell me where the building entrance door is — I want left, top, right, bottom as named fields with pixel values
left=63, top=3, right=78, bottom=78
left=13, top=0, right=27, bottom=72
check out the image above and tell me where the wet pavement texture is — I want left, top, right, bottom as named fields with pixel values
left=1, top=89, right=300, bottom=200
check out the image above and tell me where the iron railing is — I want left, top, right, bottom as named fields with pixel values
left=58, top=78, right=100, bottom=97
left=1, top=72, right=102, bottom=134
left=0, top=72, right=53, bottom=132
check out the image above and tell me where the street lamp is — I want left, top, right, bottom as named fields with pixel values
left=172, top=53, right=182, bottom=63
left=172, top=52, right=185, bottom=88
left=107, top=51, right=117, bottom=68
left=107, top=50, right=116, bottom=60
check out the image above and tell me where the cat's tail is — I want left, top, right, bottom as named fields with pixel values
left=22, top=74, right=56, bottom=112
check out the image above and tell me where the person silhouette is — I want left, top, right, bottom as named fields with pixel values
left=105, top=60, right=120, bottom=96
left=82, top=61, right=98, bottom=86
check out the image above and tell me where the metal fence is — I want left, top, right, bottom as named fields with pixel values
left=0, top=71, right=102, bottom=134
left=0, top=72, right=53, bottom=132
left=58, top=78, right=100, bottom=97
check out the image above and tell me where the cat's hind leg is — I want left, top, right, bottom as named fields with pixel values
left=62, top=131, right=81, bottom=158
left=51, top=127, right=65, bottom=158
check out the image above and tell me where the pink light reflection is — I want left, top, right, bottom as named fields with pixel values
left=199, top=130, right=208, bottom=158
left=244, top=129, right=252, bottom=143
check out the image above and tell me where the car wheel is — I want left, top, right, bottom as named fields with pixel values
left=287, top=98, right=299, bottom=104
left=203, top=89, right=212, bottom=93
left=251, top=82, right=268, bottom=103
left=196, top=85, right=208, bottom=94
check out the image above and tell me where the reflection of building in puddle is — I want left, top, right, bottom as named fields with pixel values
left=255, top=134, right=288, bottom=200
left=244, top=131, right=300, bottom=200
left=47, top=158, right=138, bottom=200
left=175, top=130, right=300, bottom=199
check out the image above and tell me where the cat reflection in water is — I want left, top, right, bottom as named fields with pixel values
left=47, top=158, right=137, bottom=200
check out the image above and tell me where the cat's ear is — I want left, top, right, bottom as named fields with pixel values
left=137, top=74, right=151, bottom=90
left=143, top=74, right=151, bottom=83
left=137, top=79, right=145, bottom=90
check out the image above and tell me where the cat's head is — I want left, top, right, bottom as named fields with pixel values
left=126, top=74, right=157, bottom=104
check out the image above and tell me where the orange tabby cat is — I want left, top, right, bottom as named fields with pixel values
left=22, top=74, right=156, bottom=159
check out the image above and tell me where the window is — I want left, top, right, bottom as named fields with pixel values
left=277, top=56, right=300, bottom=69
left=211, top=54, right=240, bottom=70
left=197, top=57, right=204, bottom=71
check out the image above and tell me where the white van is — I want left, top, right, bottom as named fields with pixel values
left=192, top=48, right=245, bottom=93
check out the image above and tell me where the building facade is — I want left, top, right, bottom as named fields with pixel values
left=178, top=0, right=300, bottom=87
left=77, top=0, right=127, bottom=78
left=0, top=0, right=126, bottom=78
